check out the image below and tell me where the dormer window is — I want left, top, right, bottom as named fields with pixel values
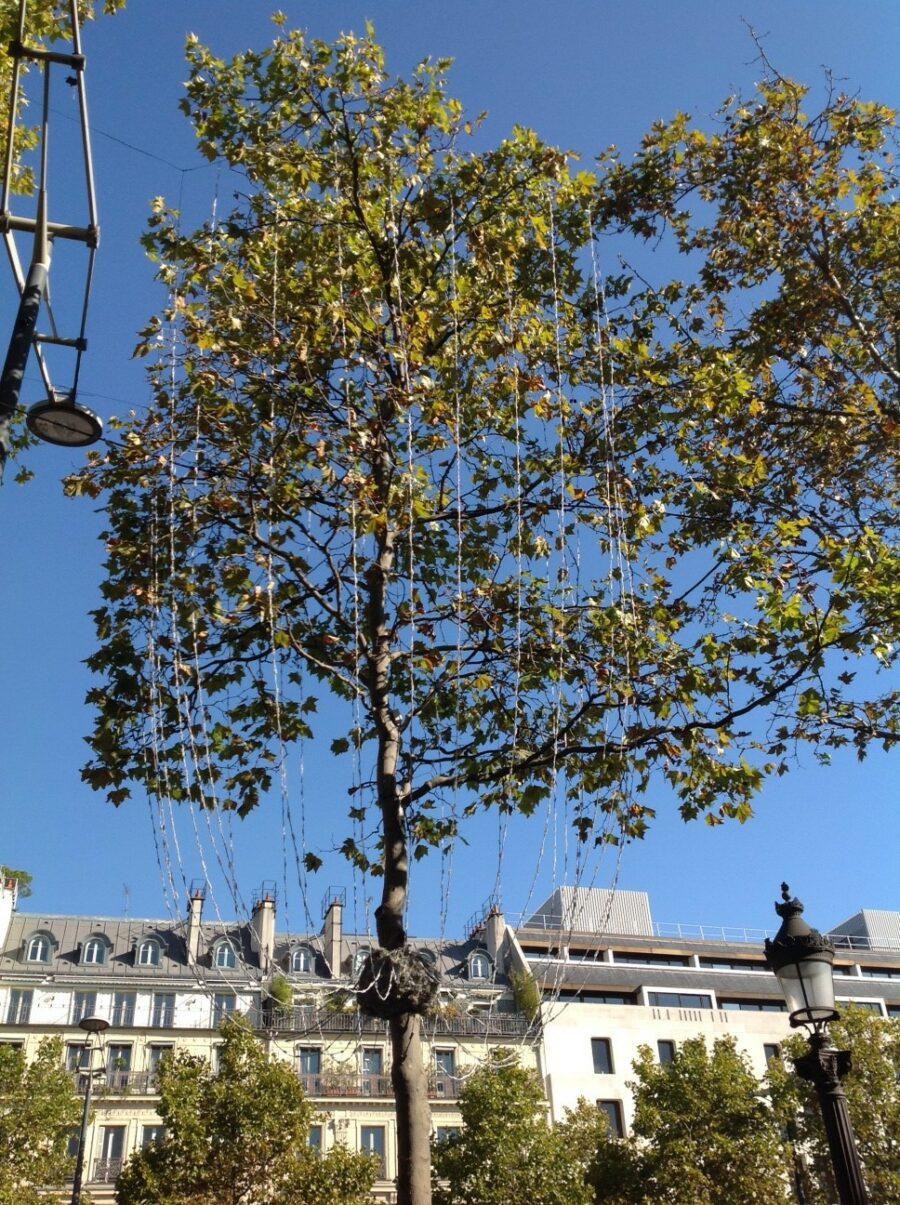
left=26, top=934, right=51, bottom=963
left=82, top=937, right=107, bottom=966
left=290, top=947, right=312, bottom=974
left=468, top=951, right=491, bottom=981
left=215, top=942, right=237, bottom=970
left=138, top=939, right=162, bottom=967
left=353, top=947, right=371, bottom=977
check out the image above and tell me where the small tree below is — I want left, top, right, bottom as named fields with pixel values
left=589, top=1036, right=793, bottom=1205
left=114, top=1017, right=377, bottom=1205
left=0, top=1038, right=82, bottom=1205
left=432, top=1053, right=603, bottom=1205
left=769, top=1006, right=900, bottom=1204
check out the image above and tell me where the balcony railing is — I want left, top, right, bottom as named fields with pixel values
left=254, top=1006, right=533, bottom=1038
left=296, top=1071, right=461, bottom=1100
left=92, top=1157, right=123, bottom=1183
left=72, top=1070, right=155, bottom=1095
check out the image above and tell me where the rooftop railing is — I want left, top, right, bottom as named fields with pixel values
left=514, top=915, right=900, bottom=953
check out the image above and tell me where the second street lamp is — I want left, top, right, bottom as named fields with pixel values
left=764, top=883, right=869, bottom=1205
left=70, top=1013, right=109, bottom=1205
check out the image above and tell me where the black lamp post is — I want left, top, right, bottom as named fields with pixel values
left=70, top=1013, right=109, bottom=1205
left=764, top=884, right=869, bottom=1205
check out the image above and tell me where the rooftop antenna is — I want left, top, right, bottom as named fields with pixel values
left=0, top=0, right=102, bottom=480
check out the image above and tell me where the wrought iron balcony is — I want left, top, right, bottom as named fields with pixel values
left=72, top=1070, right=155, bottom=1095
left=253, top=1004, right=533, bottom=1037
left=92, top=1157, right=123, bottom=1182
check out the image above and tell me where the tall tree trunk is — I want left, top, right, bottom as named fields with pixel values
left=389, top=1011, right=433, bottom=1205
left=367, top=479, right=433, bottom=1205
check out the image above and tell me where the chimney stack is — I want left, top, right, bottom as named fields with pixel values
left=485, top=905, right=506, bottom=973
left=322, top=888, right=345, bottom=978
left=250, top=882, right=277, bottom=973
left=186, top=880, right=206, bottom=965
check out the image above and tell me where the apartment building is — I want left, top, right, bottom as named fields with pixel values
left=0, top=876, right=536, bottom=1203
left=3, top=873, right=899, bottom=1201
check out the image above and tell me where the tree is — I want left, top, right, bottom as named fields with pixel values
left=114, top=1017, right=377, bottom=1205
left=68, top=25, right=900, bottom=1204
left=768, top=1006, right=900, bottom=1203
left=588, top=1036, right=793, bottom=1205
left=0, top=865, right=32, bottom=897
left=432, top=1054, right=602, bottom=1205
left=0, top=1037, right=82, bottom=1205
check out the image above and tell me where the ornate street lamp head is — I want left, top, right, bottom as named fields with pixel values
left=765, top=883, right=838, bottom=1031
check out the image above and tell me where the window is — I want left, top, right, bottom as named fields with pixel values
left=657, top=1040, right=676, bottom=1065
left=212, top=993, right=236, bottom=1025
left=66, top=1043, right=90, bottom=1072
left=597, top=1100, right=625, bottom=1138
left=297, top=1046, right=321, bottom=1091
left=112, top=991, right=136, bottom=1027
left=435, top=1126, right=460, bottom=1147
left=887, top=1005, right=900, bottom=1018
left=838, top=999, right=884, bottom=1014
left=0, top=1040, right=24, bottom=1051
left=556, top=989, right=637, bottom=1005
left=215, top=941, right=237, bottom=969
left=66, top=1130, right=80, bottom=1159
left=613, top=951, right=690, bottom=967
left=290, top=947, right=312, bottom=974
left=434, top=1048, right=456, bottom=1077
left=147, top=1044, right=174, bottom=1083
left=138, top=939, right=161, bottom=967
left=719, top=998, right=785, bottom=1012
left=101, top=1126, right=126, bottom=1156
left=141, top=1125, right=166, bottom=1148
left=6, top=988, right=32, bottom=1024
left=648, top=991, right=712, bottom=1010
left=698, top=956, right=768, bottom=972
left=764, top=1044, right=781, bottom=1063
left=308, top=1125, right=323, bottom=1152
left=25, top=934, right=50, bottom=963
left=82, top=937, right=106, bottom=966
left=107, top=1044, right=133, bottom=1080
left=591, top=1037, right=614, bottom=1075
left=71, top=991, right=97, bottom=1024
left=860, top=966, right=900, bottom=979
left=353, top=948, right=371, bottom=976
left=360, top=1125, right=386, bottom=1176
left=362, top=1047, right=383, bottom=1075
left=468, top=952, right=491, bottom=980
left=152, top=993, right=175, bottom=1028
left=96, top=1126, right=126, bottom=1183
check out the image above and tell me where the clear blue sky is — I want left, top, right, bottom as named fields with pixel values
left=2, top=2, right=899, bottom=943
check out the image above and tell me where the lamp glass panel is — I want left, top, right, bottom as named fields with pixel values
left=775, top=956, right=836, bottom=1022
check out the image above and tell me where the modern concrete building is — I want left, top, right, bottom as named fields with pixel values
left=510, top=887, right=900, bottom=1136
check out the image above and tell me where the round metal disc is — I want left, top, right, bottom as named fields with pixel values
left=26, top=398, right=103, bottom=447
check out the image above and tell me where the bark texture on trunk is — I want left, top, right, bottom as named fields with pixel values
left=365, top=403, right=433, bottom=1205
left=390, top=1011, right=433, bottom=1205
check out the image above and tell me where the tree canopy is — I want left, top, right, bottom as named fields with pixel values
left=0, top=1037, right=82, bottom=1205
left=769, top=1006, right=900, bottom=1203
left=0, top=865, right=32, bottom=897
left=72, top=33, right=900, bottom=848
left=588, top=1036, right=793, bottom=1205
left=66, top=25, right=900, bottom=1205
left=431, top=1054, right=603, bottom=1205
left=114, top=1017, right=377, bottom=1205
